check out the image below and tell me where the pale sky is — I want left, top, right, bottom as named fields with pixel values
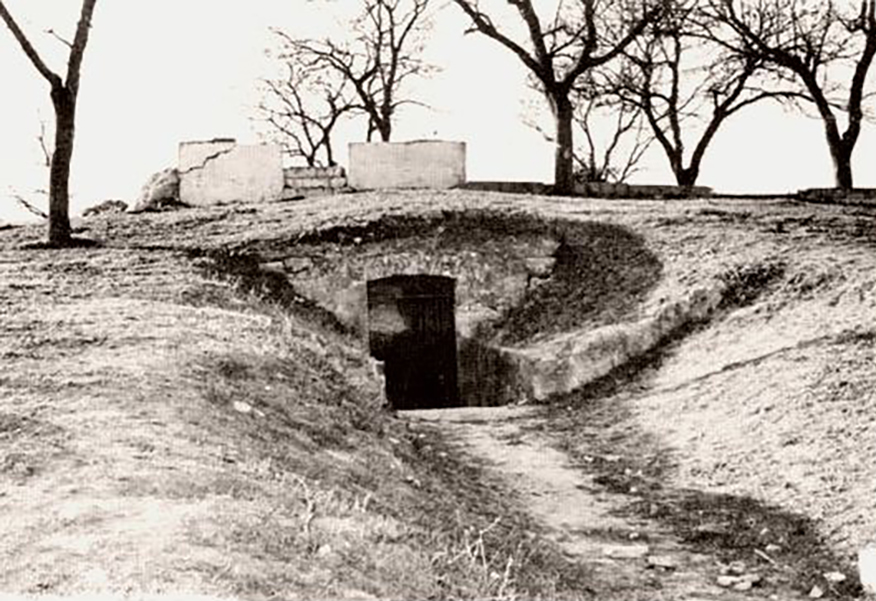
left=1, top=0, right=874, bottom=224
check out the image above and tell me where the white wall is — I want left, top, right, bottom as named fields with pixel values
left=348, top=141, right=466, bottom=190
left=179, top=140, right=284, bottom=206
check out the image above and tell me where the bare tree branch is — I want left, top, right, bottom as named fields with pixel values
left=706, top=0, right=876, bottom=188
left=45, top=28, right=72, bottom=49
left=258, top=54, right=358, bottom=166
left=10, top=191, right=48, bottom=220
left=607, top=0, right=805, bottom=186
left=37, top=120, right=53, bottom=168
left=66, top=0, right=98, bottom=96
left=0, top=2, right=63, bottom=87
left=1, top=0, right=99, bottom=245
left=271, top=0, right=435, bottom=144
left=452, top=0, right=667, bottom=193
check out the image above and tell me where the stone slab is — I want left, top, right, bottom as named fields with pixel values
left=348, top=140, right=466, bottom=190
left=179, top=140, right=284, bottom=206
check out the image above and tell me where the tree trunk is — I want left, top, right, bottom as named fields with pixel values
left=830, top=142, right=854, bottom=190
left=675, top=166, right=699, bottom=187
left=378, top=117, right=392, bottom=142
left=804, top=75, right=855, bottom=191
left=49, top=85, right=75, bottom=246
left=553, top=94, right=575, bottom=196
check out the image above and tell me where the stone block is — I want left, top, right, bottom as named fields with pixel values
left=503, top=282, right=725, bottom=401
left=284, top=176, right=348, bottom=189
left=179, top=140, right=284, bottom=206
left=284, top=165, right=345, bottom=179
left=348, top=140, right=466, bottom=190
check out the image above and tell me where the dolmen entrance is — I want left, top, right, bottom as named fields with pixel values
left=367, top=275, right=459, bottom=410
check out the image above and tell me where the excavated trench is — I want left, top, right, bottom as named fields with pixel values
left=197, top=209, right=787, bottom=412
left=183, top=204, right=872, bottom=600
left=247, top=210, right=670, bottom=409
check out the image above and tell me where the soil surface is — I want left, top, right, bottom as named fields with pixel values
left=1, top=190, right=874, bottom=600
left=405, top=406, right=761, bottom=600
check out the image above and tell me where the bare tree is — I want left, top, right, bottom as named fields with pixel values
left=452, top=0, right=666, bottom=195
left=7, top=120, right=53, bottom=220
left=0, top=0, right=98, bottom=246
left=275, top=0, right=433, bottom=144
left=259, top=53, right=357, bottom=167
left=525, top=73, right=654, bottom=183
left=571, top=85, right=654, bottom=183
left=610, top=0, right=790, bottom=186
left=708, top=0, right=876, bottom=190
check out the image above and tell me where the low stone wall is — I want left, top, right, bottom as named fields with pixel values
left=454, top=181, right=713, bottom=199
left=283, top=165, right=347, bottom=198
left=179, top=140, right=284, bottom=206
left=797, top=188, right=876, bottom=205
left=575, top=182, right=713, bottom=199
left=460, top=181, right=552, bottom=195
left=348, top=141, right=466, bottom=190
left=255, top=225, right=559, bottom=407
left=500, top=281, right=726, bottom=402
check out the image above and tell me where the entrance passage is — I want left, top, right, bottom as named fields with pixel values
left=367, top=275, right=459, bottom=410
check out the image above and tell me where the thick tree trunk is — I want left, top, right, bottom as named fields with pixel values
left=675, top=166, right=699, bottom=187
left=378, top=118, right=392, bottom=142
left=49, top=86, right=75, bottom=246
left=553, top=94, right=575, bottom=196
left=830, top=143, right=854, bottom=190
left=805, top=78, right=855, bottom=191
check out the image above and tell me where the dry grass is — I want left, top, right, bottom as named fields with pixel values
left=1, top=190, right=874, bottom=599
left=535, top=207, right=875, bottom=598
left=0, top=218, right=591, bottom=600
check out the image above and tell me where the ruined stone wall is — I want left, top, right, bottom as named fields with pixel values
left=259, top=233, right=559, bottom=407
left=574, top=182, right=713, bottom=199
left=348, top=141, right=466, bottom=190
left=179, top=140, right=284, bottom=206
left=282, top=165, right=348, bottom=198
left=265, top=235, right=556, bottom=337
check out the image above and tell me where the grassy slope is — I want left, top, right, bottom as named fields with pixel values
left=0, top=199, right=594, bottom=600
left=1, top=190, right=874, bottom=599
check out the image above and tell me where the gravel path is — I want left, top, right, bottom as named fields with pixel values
left=404, top=406, right=785, bottom=600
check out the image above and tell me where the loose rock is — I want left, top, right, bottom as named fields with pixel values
left=233, top=401, right=253, bottom=414
left=647, top=554, right=680, bottom=570
left=859, top=545, right=876, bottom=594
left=602, top=544, right=650, bottom=559
left=734, top=580, right=754, bottom=591
left=716, top=573, right=761, bottom=589
left=130, top=167, right=184, bottom=213
left=83, top=199, right=128, bottom=217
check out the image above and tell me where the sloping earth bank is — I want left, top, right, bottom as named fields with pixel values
left=1, top=206, right=595, bottom=599
left=1, top=190, right=874, bottom=600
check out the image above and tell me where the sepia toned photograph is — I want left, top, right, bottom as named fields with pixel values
left=1, top=1, right=874, bottom=599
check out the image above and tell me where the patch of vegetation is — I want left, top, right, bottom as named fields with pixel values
left=188, top=247, right=354, bottom=337
left=717, top=261, right=786, bottom=309
left=395, top=423, right=596, bottom=600
left=697, top=208, right=754, bottom=224
left=493, top=223, right=663, bottom=345
left=181, top=256, right=596, bottom=599
left=536, top=258, right=864, bottom=600
left=546, top=384, right=863, bottom=599
left=286, top=208, right=559, bottom=247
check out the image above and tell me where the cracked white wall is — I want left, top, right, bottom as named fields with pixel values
left=178, top=140, right=284, bottom=206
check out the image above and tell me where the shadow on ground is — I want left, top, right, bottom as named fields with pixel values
left=537, top=272, right=865, bottom=600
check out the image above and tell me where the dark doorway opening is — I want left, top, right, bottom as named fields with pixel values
left=368, top=275, right=459, bottom=410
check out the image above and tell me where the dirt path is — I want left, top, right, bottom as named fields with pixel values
left=403, top=405, right=807, bottom=601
